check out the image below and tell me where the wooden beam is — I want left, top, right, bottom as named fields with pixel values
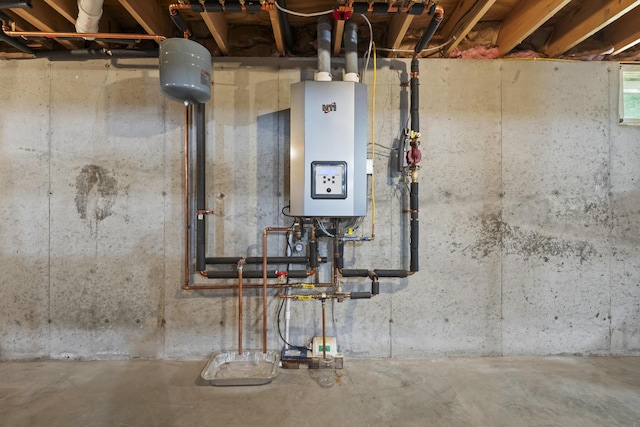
left=2, top=10, right=54, bottom=49
left=542, top=0, right=640, bottom=57
left=10, top=0, right=80, bottom=49
left=387, top=13, right=414, bottom=56
left=268, top=4, right=286, bottom=56
left=332, top=20, right=344, bottom=57
left=43, top=0, right=119, bottom=48
left=496, top=0, right=571, bottom=57
left=440, top=0, right=498, bottom=56
left=201, top=12, right=229, bottom=55
left=43, top=0, right=77, bottom=23
left=118, top=0, right=174, bottom=37
left=603, top=5, right=640, bottom=56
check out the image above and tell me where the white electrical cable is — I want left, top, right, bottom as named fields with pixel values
left=376, top=37, right=456, bottom=56
left=274, top=1, right=333, bottom=17
left=316, top=219, right=335, bottom=238
left=359, top=14, right=374, bottom=83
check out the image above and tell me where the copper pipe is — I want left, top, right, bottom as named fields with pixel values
left=182, top=106, right=191, bottom=290
left=183, top=283, right=314, bottom=291
left=321, top=298, right=327, bottom=359
left=4, top=30, right=165, bottom=42
left=169, top=3, right=192, bottom=15
left=237, top=258, right=245, bottom=354
left=435, top=4, right=444, bottom=20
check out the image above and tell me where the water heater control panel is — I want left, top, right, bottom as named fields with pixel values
left=311, top=161, right=346, bottom=199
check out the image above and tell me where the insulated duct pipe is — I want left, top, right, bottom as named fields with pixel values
left=343, top=21, right=359, bottom=82
left=413, top=5, right=444, bottom=57
left=76, top=0, right=104, bottom=34
left=34, top=48, right=158, bottom=60
left=409, top=180, right=419, bottom=272
left=195, top=102, right=207, bottom=272
left=315, top=17, right=332, bottom=81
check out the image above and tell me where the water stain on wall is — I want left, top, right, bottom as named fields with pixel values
left=75, top=165, right=118, bottom=227
left=467, top=213, right=596, bottom=263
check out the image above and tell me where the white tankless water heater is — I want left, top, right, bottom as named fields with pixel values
left=289, top=80, right=367, bottom=217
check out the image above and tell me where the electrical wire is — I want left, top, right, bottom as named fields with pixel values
left=376, top=37, right=455, bottom=56
left=316, top=218, right=335, bottom=238
left=281, top=204, right=294, bottom=218
left=370, top=42, right=376, bottom=239
left=274, top=1, right=333, bottom=17
left=359, top=14, right=374, bottom=83
left=277, top=296, right=294, bottom=348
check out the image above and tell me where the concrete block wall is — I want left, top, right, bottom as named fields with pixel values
left=0, top=58, right=638, bottom=360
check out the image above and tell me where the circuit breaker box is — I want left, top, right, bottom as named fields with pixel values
left=289, top=80, right=367, bottom=217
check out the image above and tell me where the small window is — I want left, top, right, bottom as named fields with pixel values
left=620, top=64, right=640, bottom=125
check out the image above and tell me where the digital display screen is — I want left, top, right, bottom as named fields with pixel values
left=319, top=166, right=339, bottom=175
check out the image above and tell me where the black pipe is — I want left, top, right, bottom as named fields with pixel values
left=224, top=2, right=243, bottom=12
left=205, top=270, right=309, bottom=279
left=335, top=241, right=344, bottom=270
left=410, top=59, right=419, bottom=134
left=0, top=27, right=34, bottom=54
left=309, top=240, right=318, bottom=268
left=375, top=269, right=409, bottom=278
left=169, top=12, right=190, bottom=35
left=34, top=49, right=158, bottom=60
left=206, top=256, right=323, bottom=265
left=350, top=292, right=372, bottom=299
left=410, top=182, right=419, bottom=272
left=195, top=103, right=207, bottom=272
left=0, top=1, right=32, bottom=9
left=413, top=10, right=444, bottom=55
left=277, top=0, right=294, bottom=51
left=341, top=269, right=409, bottom=278
left=245, top=1, right=263, bottom=13
left=371, top=279, right=380, bottom=295
left=340, top=269, right=369, bottom=278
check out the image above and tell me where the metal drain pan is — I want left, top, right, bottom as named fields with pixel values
left=201, top=350, right=279, bottom=386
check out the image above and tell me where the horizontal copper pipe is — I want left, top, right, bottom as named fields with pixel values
left=183, top=283, right=288, bottom=290
left=4, top=30, right=166, bottom=42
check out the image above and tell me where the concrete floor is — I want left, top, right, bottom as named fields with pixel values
left=1, top=357, right=639, bottom=427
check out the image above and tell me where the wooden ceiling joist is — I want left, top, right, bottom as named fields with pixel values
left=333, top=20, right=344, bottom=57
left=42, top=0, right=77, bottom=24
left=603, top=5, right=640, bottom=56
left=118, top=0, right=174, bottom=38
left=10, top=0, right=80, bottom=49
left=201, top=12, right=229, bottom=55
left=440, top=0, right=498, bottom=56
left=1, top=10, right=54, bottom=49
left=44, top=0, right=119, bottom=33
left=496, top=0, right=572, bottom=57
left=387, top=13, right=414, bottom=56
left=268, top=3, right=286, bottom=56
left=43, top=0, right=118, bottom=48
left=542, top=0, right=640, bottom=58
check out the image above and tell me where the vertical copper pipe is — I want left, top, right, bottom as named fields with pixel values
left=262, top=229, right=268, bottom=353
left=262, top=227, right=291, bottom=353
left=182, top=105, right=191, bottom=288
left=238, top=259, right=245, bottom=354
left=322, top=299, right=327, bottom=359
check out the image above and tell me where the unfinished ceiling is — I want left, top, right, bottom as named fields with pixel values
left=1, top=0, right=640, bottom=61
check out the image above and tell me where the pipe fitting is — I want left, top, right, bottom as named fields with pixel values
left=76, top=0, right=104, bottom=35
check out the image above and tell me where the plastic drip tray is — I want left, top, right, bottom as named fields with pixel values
left=201, top=350, right=280, bottom=386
